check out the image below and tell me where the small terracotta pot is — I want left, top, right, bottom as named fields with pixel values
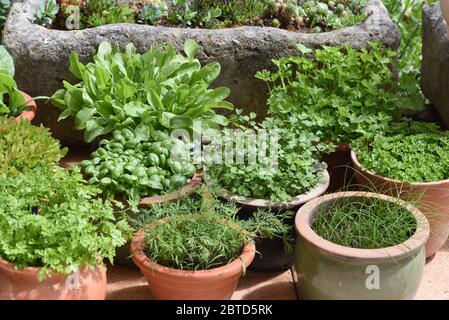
left=320, top=143, right=355, bottom=192
left=351, top=150, right=449, bottom=258
left=295, top=192, right=429, bottom=300
left=15, top=91, right=37, bottom=122
left=441, top=1, right=449, bottom=35
left=0, top=257, right=107, bottom=300
left=204, top=169, right=330, bottom=271
left=131, top=227, right=256, bottom=300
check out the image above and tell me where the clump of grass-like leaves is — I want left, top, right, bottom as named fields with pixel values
left=312, top=197, right=417, bottom=249
left=132, top=189, right=294, bottom=270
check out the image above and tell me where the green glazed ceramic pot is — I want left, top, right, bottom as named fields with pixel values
left=295, top=192, right=429, bottom=300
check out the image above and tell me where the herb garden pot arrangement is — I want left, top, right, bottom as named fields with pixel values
left=3, top=0, right=399, bottom=145
left=295, top=192, right=429, bottom=300
left=351, top=121, right=449, bottom=258
left=0, top=166, right=129, bottom=300
left=205, top=126, right=330, bottom=271
left=129, top=193, right=271, bottom=300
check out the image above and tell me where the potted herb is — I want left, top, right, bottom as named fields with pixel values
left=0, top=46, right=38, bottom=121
left=0, top=116, right=67, bottom=176
left=295, top=191, right=429, bottom=300
left=205, top=120, right=330, bottom=271
left=130, top=191, right=289, bottom=300
left=256, top=43, right=416, bottom=191
left=351, top=120, right=449, bottom=258
left=51, top=39, right=233, bottom=143
left=0, top=167, right=130, bottom=300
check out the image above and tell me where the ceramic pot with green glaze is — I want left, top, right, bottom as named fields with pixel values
left=295, top=192, right=429, bottom=300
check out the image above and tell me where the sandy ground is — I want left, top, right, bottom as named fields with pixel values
left=106, top=240, right=449, bottom=300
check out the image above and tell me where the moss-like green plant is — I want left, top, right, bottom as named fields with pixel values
left=0, top=117, right=67, bottom=176
left=312, top=196, right=417, bottom=249
left=352, top=120, right=449, bottom=183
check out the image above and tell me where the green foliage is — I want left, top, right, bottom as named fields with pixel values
left=263, top=0, right=367, bottom=32
left=37, top=0, right=367, bottom=31
left=352, top=120, right=449, bottom=183
left=132, top=190, right=293, bottom=270
left=52, top=40, right=233, bottom=142
left=82, top=0, right=136, bottom=28
left=0, top=0, right=10, bottom=41
left=0, top=167, right=130, bottom=279
left=0, top=117, right=67, bottom=176
left=208, top=116, right=328, bottom=201
left=0, top=45, right=28, bottom=117
left=257, top=43, right=408, bottom=143
left=138, top=2, right=169, bottom=25
left=312, top=196, right=417, bottom=249
left=381, top=0, right=438, bottom=112
left=80, top=126, right=196, bottom=203
left=34, top=0, right=59, bottom=26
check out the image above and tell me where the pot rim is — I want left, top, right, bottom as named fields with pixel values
left=138, top=171, right=203, bottom=208
left=203, top=168, right=330, bottom=209
left=0, top=255, right=104, bottom=279
left=295, top=191, right=430, bottom=261
left=15, top=91, right=37, bottom=122
left=351, top=149, right=449, bottom=187
left=130, top=223, right=256, bottom=279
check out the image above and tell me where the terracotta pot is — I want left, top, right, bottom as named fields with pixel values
left=204, top=169, right=330, bottom=271
left=295, top=192, right=429, bottom=300
left=320, top=143, right=355, bottom=192
left=115, top=171, right=203, bottom=267
left=441, top=1, right=449, bottom=35
left=131, top=228, right=256, bottom=300
left=15, top=91, right=37, bottom=122
left=351, top=150, right=449, bottom=258
left=0, top=257, right=107, bottom=300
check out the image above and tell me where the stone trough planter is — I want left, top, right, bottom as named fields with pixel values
left=422, top=3, right=449, bottom=128
left=3, top=0, right=399, bottom=145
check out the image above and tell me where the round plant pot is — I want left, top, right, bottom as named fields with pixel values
left=0, top=257, right=107, bottom=300
left=204, top=169, right=330, bottom=272
left=130, top=228, right=256, bottom=300
left=115, top=172, right=203, bottom=267
left=295, top=192, right=429, bottom=300
left=320, top=143, right=355, bottom=192
left=15, top=91, right=37, bottom=122
left=351, top=150, right=449, bottom=258
left=441, top=0, right=449, bottom=36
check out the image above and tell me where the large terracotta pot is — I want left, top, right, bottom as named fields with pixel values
left=0, top=257, right=107, bottom=300
left=204, top=169, right=330, bottom=271
left=15, top=91, right=37, bottom=122
left=115, top=171, right=203, bottom=267
left=295, top=192, right=429, bottom=300
left=351, top=150, right=449, bottom=258
left=320, top=143, right=355, bottom=192
left=441, top=1, right=449, bottom=35
left=131, top=228, right=256, bottom=300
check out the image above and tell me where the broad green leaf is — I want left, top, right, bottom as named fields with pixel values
left=69, top=52, right=85, bottom=80
left=0, top=46, right=15, bottom=77
left=124, top=102, right=146, bottom=117
left=184, top=39, right=198, bottom=60
left=74, top=108, right=96, bottom=130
